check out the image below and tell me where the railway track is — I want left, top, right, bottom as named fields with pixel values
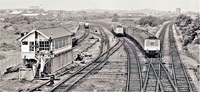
left=124, top=39, right=143, bottom=92
left=168, top=23, right=197, bottom=92
left=74, top=27, right=90, bottom=46
left=143, top=58, right=177, bottom=92
left=123, top=23, right=179, bottom=92
left=28, top=24, right=112, bottom=92
left=142, top=22, right=197, bottom=92
left=49, top=40, right=123, bottom=92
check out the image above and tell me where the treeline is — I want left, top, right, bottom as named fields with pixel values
left=175, top=14, right=199, bottom=46
left=4, top=16, right=37, bottom=24
left=138, top=16, right=164, bottom=27
left=1, top=16, right=63, bottom=34
left=175, top=14, right=192, bottom=26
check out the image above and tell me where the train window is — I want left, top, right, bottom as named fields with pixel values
left=146, top=41, right=150, bottom=46
left=29, top=42, right=34, bottom=51
left=150, top=42, right=154, bottom=46
left=22, top=41, right=28, bottom=45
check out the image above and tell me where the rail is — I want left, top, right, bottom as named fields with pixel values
left=158, top=22, right=179, bottom=92
left=28, top=25, right=103, bottom=92
left=124, top=39, right=143, bottom=92
left=49, top=40, right=123, bottom=92
left=168, top=23, right=194, bottom=92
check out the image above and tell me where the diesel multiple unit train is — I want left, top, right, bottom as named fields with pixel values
left=84, top=22, right=89, bottom=28
left=113, top=25, right=160, bottom=57
left=111, top=25, right=124, bottom=36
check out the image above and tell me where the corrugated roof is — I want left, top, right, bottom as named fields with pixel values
left=38, top=27, right=72, bottom=39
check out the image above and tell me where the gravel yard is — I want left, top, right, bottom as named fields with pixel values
left=70, top=44, right=127, bottom=92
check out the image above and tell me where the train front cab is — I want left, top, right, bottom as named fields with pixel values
left=144, top=37, right=160, bottom=57
left=84, top=23, right=89, bottom=28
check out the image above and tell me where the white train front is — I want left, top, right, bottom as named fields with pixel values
left=112, top=25, right=124, bottom=36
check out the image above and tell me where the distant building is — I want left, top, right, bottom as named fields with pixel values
left=176, top=8, right=181, bottom=14
left=121, top=12, right=147, bottom=17
left=29, top=6, right=40, bottom=10
left=9, top=10, right=23, bottom=15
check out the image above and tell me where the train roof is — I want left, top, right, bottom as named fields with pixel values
left=127, top=26, right=157, bottom=39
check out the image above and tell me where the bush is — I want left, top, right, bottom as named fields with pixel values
left=138, top=16, right=163, bottom=27
left=176, top=14, right=192, bottom=26
left=194, top=38, right=200, bottom=44
left=0, top=43, right=16, bottom=51
left=112, top=18, right=118, bottom=22
left=112, top=13, right=119, bottom=22
left=0, top=53, right=6, bottom=60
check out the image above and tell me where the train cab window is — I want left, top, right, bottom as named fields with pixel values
left=150, top=42, right=154, bottom=46
left=29, top=42, right=34, bottom=51
left=22, top=41, right=28, bottom=45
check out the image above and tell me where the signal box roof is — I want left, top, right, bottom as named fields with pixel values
left=39, top=27, right=73, bottom=39
left=18, top=27, right=73, bottom=42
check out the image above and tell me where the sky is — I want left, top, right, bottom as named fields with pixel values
left=0, top=0, right=199, bottom=12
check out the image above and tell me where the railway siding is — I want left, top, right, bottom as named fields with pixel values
left=155, top=21, right=171, bottom=38
left=70, top=41, right=126, bottom=92
left=100, top=26, right=118, bottom=48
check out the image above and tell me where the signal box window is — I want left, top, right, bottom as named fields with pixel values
left=29, top=42, right=34, bottom=51
left=39, top=41, right=49, bottom=51
left=22, top=41, right=28, bottom=45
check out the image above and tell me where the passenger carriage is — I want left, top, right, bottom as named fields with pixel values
left=125, top=26, right=160, bottom=57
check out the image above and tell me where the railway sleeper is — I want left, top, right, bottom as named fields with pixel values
left=177, top=80, right=188, bottom=83
left=130, top=76, right=140, bottom=79
left=145, top=87, right=156, bottom=91
left=128, top=89, right=141, bottom=91
left=163, top=87, right=174, bottom=90
left=130, top=82, right=141, bottom=86
left=175, top=74, right=185, bottom=77
left=178, top=88, right=190, bottom=91
left=130, top=70, right=139, bottom=73
left=176, top=78, right=192, bottom=81
left=129, top=78, right=141, bottom=81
